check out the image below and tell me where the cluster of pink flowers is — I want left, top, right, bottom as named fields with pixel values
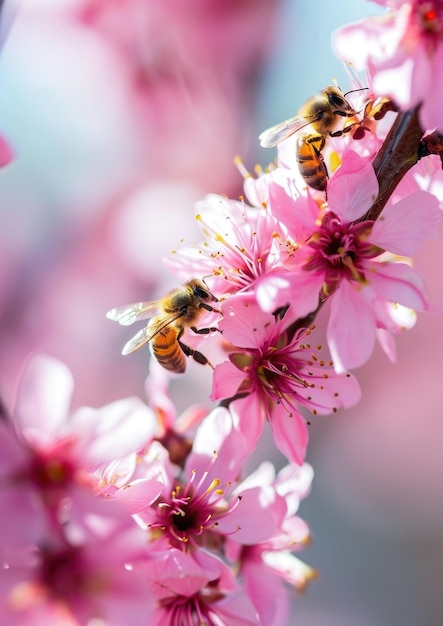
left=0, top=354, right=315, bottom=624
left=2, top=1, right=443, bottom=625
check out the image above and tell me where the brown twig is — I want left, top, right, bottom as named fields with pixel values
left=360, top=106, right=424, bottom=222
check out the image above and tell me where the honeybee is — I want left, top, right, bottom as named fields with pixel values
left=259, top=85, right=358, bottom=191
left=106, top=279, right=221, bottom=373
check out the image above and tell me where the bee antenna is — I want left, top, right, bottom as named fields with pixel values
left=343, top=87, right=369, bottom=97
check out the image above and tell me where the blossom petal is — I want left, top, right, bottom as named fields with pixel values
left=420, top=48, right=443, bottom=129
left=0, top=423, right=28, bottom=474
left=269, top=404, right=309, bottom=465
left=254, top=269, right=292, bottom=314
left=295, top=367, right=362, bottom=413
left=268, top=180, right=318, bottom=238
left=369, top=191, right=441, bottom=255
left=276, top=463, right=314, bottom=511
left=13, top=354, right=73, bottom=444
left=110, top=478, right=164, bottom=514
left=217, top=485, right=287, bottom=544
left=242, top=561, right=289, bottom=626
left=327, top=282, right=377, bottom=373
left=211, top=360, right=247, bottom=401
left=187, top=407, right=249, bottom=483
left=146, top=549, right=221, bottom=598
left=219, top=294, right=277, bottom=349
left=283, top=270, right=325, bottom=320
left=231, top=394, right=265, bottom=456
left=376, top=328, right=397, bottom=363
left=370, top=262, right=428, bottom=311
left=327, top=150, right=379, bottom=223
left=70, top=397, right=156, bottom=464
left=210, top=592, right=262, bottom=626
left=0, top=485, right=47, bottom=565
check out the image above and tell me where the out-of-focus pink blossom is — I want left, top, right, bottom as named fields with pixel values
left=0, top=0, right=282, bottom=411
left=12, top=353, right=156, bottom=468
left=0, top=133, right=13, bottom=166
left=0, top=494, right=153, bottom=626
left=211, top=294, right=361, bottom=464
left=0, top=353, right=156, bottom=559
left=333, top=0, right=443, bottom=130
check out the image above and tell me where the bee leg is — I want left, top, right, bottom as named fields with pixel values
left=190, top=326, right=220, bottom=335
left=199, top=302, right=223, bottom=315
left=312, top=143, right=329, bottom=186
left=178, top=339, right=214, bottom=369
left=306, top=135, right=325, bottom=152
left=329, top=122, right=358, bottom=138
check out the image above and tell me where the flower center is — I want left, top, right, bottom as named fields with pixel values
left=414, top=1, right=443, bottom=43
left=39, top=545, right=84, bottom=598
left=303, top=211, right=376, bottom=295
left=150, top=473, right=230, bottom=548
left=29, top=454, right=76, bottom=490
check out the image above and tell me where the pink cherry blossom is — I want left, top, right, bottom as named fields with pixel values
left=145, top=548, right=261, bottom=626
left=333, top=0, right=443, bottom=130
left=211, top=293, right=361, bottom=464
left=0, top=494, right=153, bottom=626
left=0, top=353, right=156, bottom=557
left=135, top=407, right=253, bottom=549
left=269, top=150, right=441, bottom=372
left=225, top=462, right=316, bottom=626
left=165, top=192, right=301, bottom=314
left=12, top=353, right=156, bottom=469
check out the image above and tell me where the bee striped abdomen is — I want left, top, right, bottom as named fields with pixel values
left=296, top=137, right=328, bottom=191
left=151, top=326, right=186, bottom=373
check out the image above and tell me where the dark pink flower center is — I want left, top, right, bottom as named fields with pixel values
left=29, top=453, right=76, bottom=491
left=150, top=473, right=234, bottom=548
left=303, top=211, right=377, bottom=295
left=413, top=1, right=443, bottom=43
left=232, top=327, right=338, bottom=417
left=39, top=544, right=85, bottom=599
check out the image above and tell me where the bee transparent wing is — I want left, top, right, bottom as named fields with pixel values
left=106, top=301, right=160, bottom=327
left=259, top=114, right=317, bottom=148
left=122, top=326, right=154, bottom=355
left=121, top=311, right=184, bottom=355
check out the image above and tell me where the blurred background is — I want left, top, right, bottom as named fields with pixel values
left=0, top=1, right=442, bottom=624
